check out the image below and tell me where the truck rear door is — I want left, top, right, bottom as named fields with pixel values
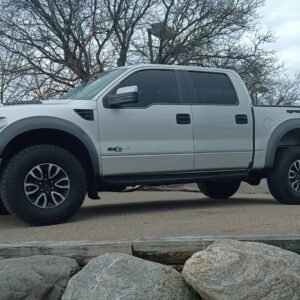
left=182, top=70, right=253, bottom=170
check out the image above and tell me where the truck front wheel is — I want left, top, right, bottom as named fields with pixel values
left=268, top=147, right=300, bottom=204
left=197, top=181, right=241, bottom=199
left=0, top=145, right=87, bottom=225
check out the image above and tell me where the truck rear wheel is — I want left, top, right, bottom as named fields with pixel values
left=268, top=147, right=300, bottom=204
left=0, top=145, right=87, bottom=225
left=0, top=197, right=9, bottom=215
left=197, top=181, right=241, bottom=199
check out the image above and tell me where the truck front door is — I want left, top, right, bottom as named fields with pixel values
left=98, top=68, right=194, bottom=176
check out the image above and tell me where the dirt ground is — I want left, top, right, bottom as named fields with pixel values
left=1, top=180, right=299, bottom=243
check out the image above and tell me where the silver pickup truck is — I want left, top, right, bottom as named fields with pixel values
left=0, top=64, right=299, bottom=225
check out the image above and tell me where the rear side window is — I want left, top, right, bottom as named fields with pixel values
left=189, top=72, right=238, bottom=105
left=105, top=69, right=180, bottom=108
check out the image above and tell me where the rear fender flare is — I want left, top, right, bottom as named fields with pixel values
left=265, top=119, right=300, bottom=168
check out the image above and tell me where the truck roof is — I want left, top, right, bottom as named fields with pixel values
left=123, top=64, right=235, bottom=74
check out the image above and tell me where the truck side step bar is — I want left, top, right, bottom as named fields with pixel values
left=101, top=170, right=249, bottom=186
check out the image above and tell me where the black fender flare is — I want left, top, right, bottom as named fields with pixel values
left=265, top=119, right=300, bottom=168
left=0, top=117, right=100, bottom=197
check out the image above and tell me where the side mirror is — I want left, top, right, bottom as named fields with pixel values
left=107, top=85, right=138, bottom=107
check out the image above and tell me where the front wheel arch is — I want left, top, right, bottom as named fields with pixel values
left=0, top=120, right=99, bottom=198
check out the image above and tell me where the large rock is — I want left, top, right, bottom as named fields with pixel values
left=182, top=239, right=300, bottom=300
left=63, top=253, right=199, bottom=300
left=0, top=255, right=79, bottom=300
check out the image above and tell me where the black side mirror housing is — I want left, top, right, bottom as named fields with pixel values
left=107, top=86, right=138, bottom=107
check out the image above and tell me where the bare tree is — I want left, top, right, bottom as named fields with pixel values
left=133, top=0, right=265, bottom=63
left=105, top=0, right=156, bottom=66
left=0, top=0, right=117, bottom=85
left=256, top=74, right=300, bottom=106
left=0, top=41, right=33, bottom=102
left=0, top=0, right=298, bottom=105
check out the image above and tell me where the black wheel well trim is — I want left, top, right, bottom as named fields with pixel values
left=265, top=119, right=300, bottom=169
left=0, top=117, right=100, bottom=198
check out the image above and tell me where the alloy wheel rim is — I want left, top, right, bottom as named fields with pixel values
left=24, top=163, right=70, bottom=209
left=288, top=160, right=300, bottom=192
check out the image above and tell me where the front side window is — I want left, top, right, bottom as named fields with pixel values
left=189, top=72, right=238, bottom=105
left=106, top=69, right=180, bottom=108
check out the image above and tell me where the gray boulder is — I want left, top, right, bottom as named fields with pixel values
left=63, top=252, right=199, bottom=300
left=182, top=239, right=300, bottom=300
left=0, top=255, right=79, bottom=300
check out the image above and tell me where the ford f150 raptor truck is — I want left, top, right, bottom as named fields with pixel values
left=0, top=64, right=299, bottom=225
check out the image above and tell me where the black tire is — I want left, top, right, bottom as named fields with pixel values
left=198, top=181, right=241, bottom=199
left=0, top=197, right=9, bottom=215
left=267, top=147, right=300, bottom=204
left=0, top=145, right=87, bottom=225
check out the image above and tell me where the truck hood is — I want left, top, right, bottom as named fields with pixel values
left=0, top=99, right=74, bottom=106
left=40, top=99, right=74, bottom=105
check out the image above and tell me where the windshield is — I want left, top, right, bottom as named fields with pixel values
left=60, top=68, right=128, bottom=100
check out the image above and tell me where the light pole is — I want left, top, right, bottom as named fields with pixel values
left=147, top=23, right=175, bottom=63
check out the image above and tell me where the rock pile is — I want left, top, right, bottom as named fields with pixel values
left=0, top=240, right=299, bottom=300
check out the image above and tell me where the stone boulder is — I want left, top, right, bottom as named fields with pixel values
left=63, top=253, right=199, bottom=300
left=182, top=239, right=300, bottom=300
left=0, top=255, right=79, bottom=300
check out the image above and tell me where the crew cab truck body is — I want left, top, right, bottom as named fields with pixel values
left=0, top=64, right=299, bottom=225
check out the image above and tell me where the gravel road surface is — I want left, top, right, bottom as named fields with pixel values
left=0, top=181, right=299, bottom=243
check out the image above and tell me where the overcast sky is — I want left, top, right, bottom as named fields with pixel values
left=259, top=0, right=300, bottom=75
